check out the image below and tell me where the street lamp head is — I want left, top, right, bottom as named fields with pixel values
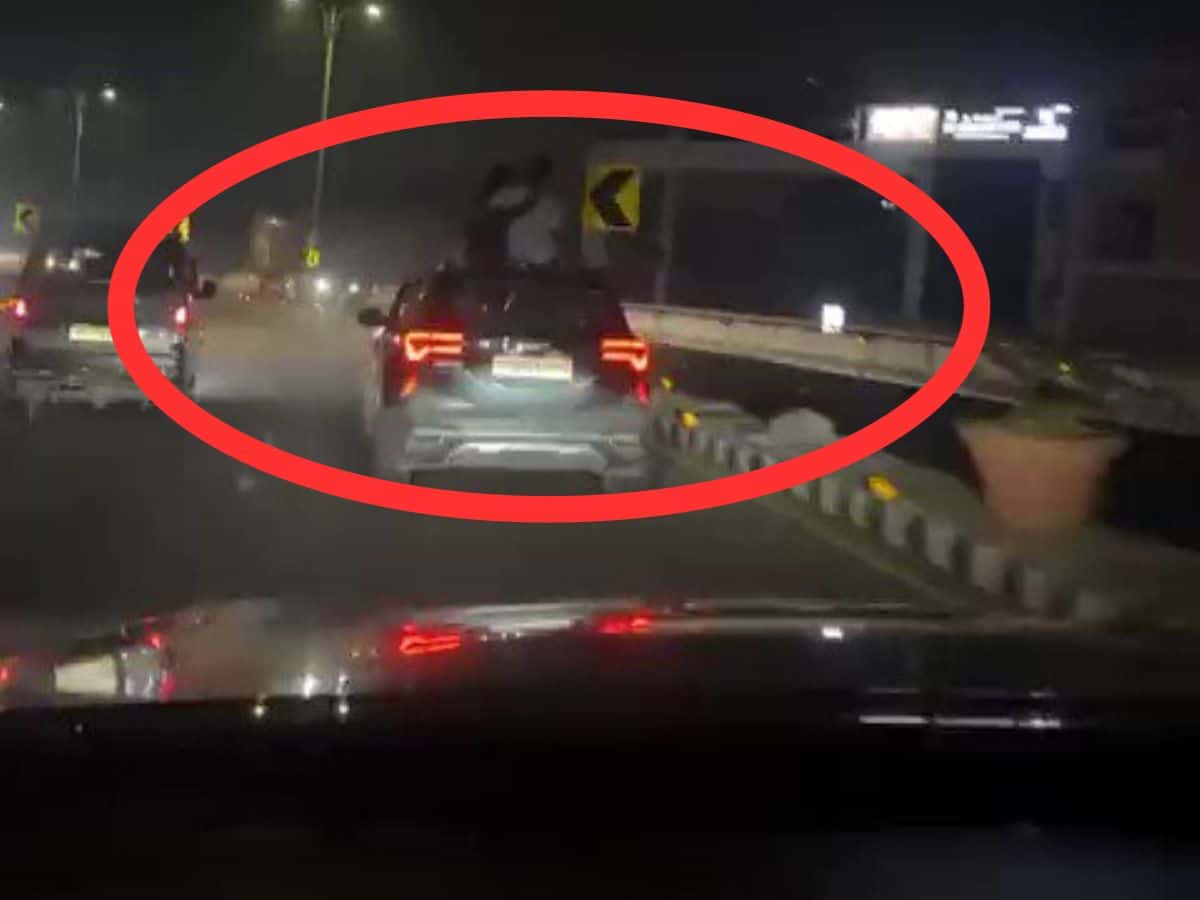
left=100, top=84, right=117, bottom=103
left=364, top=3, right=384, bottom=21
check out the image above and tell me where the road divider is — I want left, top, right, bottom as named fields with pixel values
left=648, top=395, right=1200, bottom=627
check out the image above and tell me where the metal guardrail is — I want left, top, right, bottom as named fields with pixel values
left=622, top=301, right=1200, bottom=436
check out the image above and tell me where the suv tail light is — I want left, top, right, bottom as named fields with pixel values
left=398, top=330, right=464, bottom=364
left=172, top=304, right=189, bottom=333
left=12, top=298, right=28, bottom=321
left=601, top=336, right=650, bottom=373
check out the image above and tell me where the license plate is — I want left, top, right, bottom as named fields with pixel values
left=68, top=323, right=113, bottom=344
left=491, top=354, right=573, bottom=381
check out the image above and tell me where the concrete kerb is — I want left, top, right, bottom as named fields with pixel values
left=660, top=406, right=1124, bottom=625
left=847, top=486, right=883, bottom=530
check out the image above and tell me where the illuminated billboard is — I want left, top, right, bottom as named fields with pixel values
left=860, top=104, right=1072, bottom=144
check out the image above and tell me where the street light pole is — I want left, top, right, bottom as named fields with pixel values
left=307, top=3, right=344, bottom=251
left=70, top=83, right=117, bottom=208
left=71, top=90, right=86, bottom=203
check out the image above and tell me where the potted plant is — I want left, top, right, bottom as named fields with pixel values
left=957, top=378, right=1127, bottom=540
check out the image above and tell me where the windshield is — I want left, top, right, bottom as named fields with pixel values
left=420, top=270, right=628, bottom=338
left=2, top=3, right=1199, bottom=730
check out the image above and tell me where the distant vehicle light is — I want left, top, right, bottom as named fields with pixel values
left=820, top=303, right=845, bottom=335
left=145, top=632, right=165, bottom=651
left=397, top=624, right=463, bottom=656
left=173, top=305, right=189, bottom=330
left=594, top=611, right=654, bottom=635
left=44, top=254, right=56, bottom=271
left=820, top=625, right=845, bottom=641
left=13, top=298, right=28, bottom=320
left=348, top=281, right=361, bottom=295
left=314, top=276, right=332, bottom=295
left=365, top=2, right=384, bottom=20
left=100, top=84, right=117, bottom=103
left=67, top=258, right=82, bottom=273
left=300, top=672, right=321, bottom=699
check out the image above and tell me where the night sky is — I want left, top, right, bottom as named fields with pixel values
left=0, top=0, right=1189, bottom=270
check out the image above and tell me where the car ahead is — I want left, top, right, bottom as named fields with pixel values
left=3, top=222, right=215, bottom=420
left=356, top=266, right=659, bottom=491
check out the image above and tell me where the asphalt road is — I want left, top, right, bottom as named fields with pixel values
left=0, top=297, right=930, bottom=649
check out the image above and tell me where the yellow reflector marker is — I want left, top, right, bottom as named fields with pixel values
left=679, top=411, right=700, bottom=429
left=660, top=376, right=674, bottom=391
left=867, top=474, right=900, bottom=502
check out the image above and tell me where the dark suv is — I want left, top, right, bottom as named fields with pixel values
left=4, top=223, right=214, bottom=419
left=356, top=266, right=659, bottom=491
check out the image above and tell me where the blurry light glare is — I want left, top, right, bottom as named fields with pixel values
left=67, top=258, right=82, bottom=273
left=251, top=701, right=267, bottom=719
left=364, top=2, right=384, bottom=20
left=821, top=624, right=845, bottom=641
left=1053, top=102, right=1073, bottom=115
left=45, top=254, right=56, bottom=270
left=1021, top=714, right=1062, bottom=730
left=348, top=281, right=361, bottom=294
left=865, top=105, right=938, bottom=142
left=820, top=303, right=846, bottom=335
left=100, top=84, right=117, bottom=103
left=300, top=672, right=321, bottom=699
left=595, top=612, right=654, bottom=635
left=859, top=714, right=928, bottom=726
left=335, top=699, right=350, bottom=718
left=314, top=276, right=332, bottom=294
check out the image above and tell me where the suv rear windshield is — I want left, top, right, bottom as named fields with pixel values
left=418, top=269, right=629, bottom=339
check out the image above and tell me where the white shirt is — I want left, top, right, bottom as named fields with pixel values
left=507, top=193, right=565, bottom=266
left=488, top=183, right=533, bottom=211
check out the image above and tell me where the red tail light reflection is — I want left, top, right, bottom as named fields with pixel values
left=634, top=379, right=650, bottom=406
left=173, top=305, right=189, bottom=331
left=594, top=612, right=654, bottom=635
left=398, top=624, right=463, bottom=656
left=13, top=298, right=28, bottom=321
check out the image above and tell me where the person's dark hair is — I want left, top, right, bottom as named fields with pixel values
left=477, top=164, right=515, bottom=204
left=526, top=154, right=553, bottom=185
